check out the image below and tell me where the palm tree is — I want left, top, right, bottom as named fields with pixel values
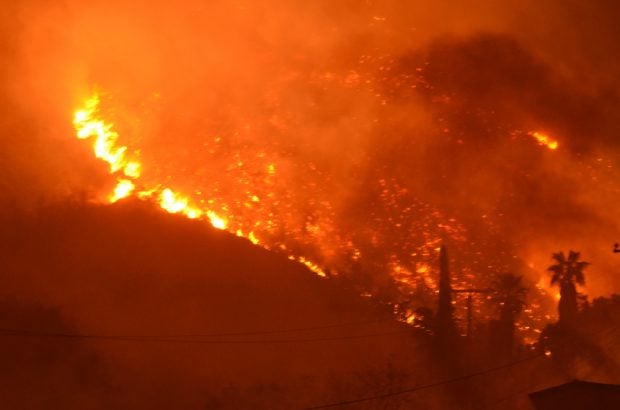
left=548, top=251, right=588, bottom=325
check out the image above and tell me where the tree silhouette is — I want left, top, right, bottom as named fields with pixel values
left=413, top=306, right=435, bottom=334
left=436, top=245, right=457, bottom=344
left=494, top=273, right=528, bottom=325
left=548, top=251, right=588, bottom=325
left=490, top=273, right=528, bottom=357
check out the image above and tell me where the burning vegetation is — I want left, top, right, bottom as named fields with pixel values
left=1, top=0, right=620, bottom=408
left=70, top=86, right=563, bottom=344
left=62, top=0, right=620, bottom=373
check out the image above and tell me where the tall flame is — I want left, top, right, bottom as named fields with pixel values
left=72, top=91, right=559, bottom=340
left=73, top=92, right=325, bottom=276
left=74, top=95, right=142, bottom=179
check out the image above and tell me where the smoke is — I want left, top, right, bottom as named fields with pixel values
left=376, top=32, right=620, bottom=295
left=2, top=0, right=620, bottom=325
left=0, top=201, right=437, bottom=408
left=3, top=1, right=620, bottom=407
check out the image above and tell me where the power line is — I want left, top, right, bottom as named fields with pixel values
left=479, top=377, right=569, bottom=410
left=300, top=353, right=546, bottom=409
left=0, top=318, right=390, bottom=340
left=470, top=324, right=620, bottom=410
left=129, top=318, right=390, bottom=338
left=478, top=334, right=619, bottom=410
left=0, top=328, right=412, bottom=345
left=476, top=360, right=567, bottom=409
left=0, top=319, right=396, bottom=340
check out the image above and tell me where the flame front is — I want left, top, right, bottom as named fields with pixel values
left=111, top=179, right=135, bottom=203
left=72, top=92, right=324, bottom=276
left=72, top=91, right=559, bottom=341
left=529, top=131, right=559, bottom=150
left=73, top=93, right=231, bottom=232
left=74, top=95, right=141, bottom=178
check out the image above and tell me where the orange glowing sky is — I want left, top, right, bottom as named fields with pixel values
left=2, top=0, right=620, bottom=339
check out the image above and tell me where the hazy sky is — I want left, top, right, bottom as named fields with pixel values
left=2, top=0, right=620, bottom=296
left=1, top=2, right=619, bottom=407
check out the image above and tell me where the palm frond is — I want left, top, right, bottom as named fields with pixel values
left=568, top=250, right=580, bottom=263
left=575, top=270, right=586, bottom=285
left=551, top=252, right=565, bottom=264
left=548, top=250, right=588, bottom=288
left=576, top=261, right=590, bottom=269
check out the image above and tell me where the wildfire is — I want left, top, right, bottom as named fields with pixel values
left=74, top=94, right=142, bottom=178
left=528, top=131, right=559, bottom=150
left=535, top=277, right=561, bottom=301
left=72, top=91, right=554, bottom=340
left=111, top=179, right=135, bottom=203
left=73, top=91, right=325, bottom=277
left=73, top=93, right=230, bottom=231
left=206, top=210, right=228, bottom=229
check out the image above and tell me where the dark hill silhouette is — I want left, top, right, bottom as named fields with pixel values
left=0, top=199, right=434, bottom=409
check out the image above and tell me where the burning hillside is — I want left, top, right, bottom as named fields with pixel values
left=21, top=1, right=604, bottom=345
left=70, top=83, right=564, bottom=343
left=0, top=201, right=434, bottom=409
left=1, top=1, right=620, bottom=407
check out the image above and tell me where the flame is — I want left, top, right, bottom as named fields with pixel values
left=206, top=210, right=227, bottom=229
left=157, top=188, right=207, bottom=220
left=74, top=95, right=142, bottom=177
left=535, top=277, right=561, bottom=302
left=292, top=256, right=327, bottom=277
left=110, top=179, right=135, bottom=203
left=73, top=91, right=554, bottom=339
left=159, top=188, right=189, bottom=214
left=73, top=92, right=322, bottom=277
left=528, top=131, right=559, bottom=150
left=247, top=231, right=259, bottom=244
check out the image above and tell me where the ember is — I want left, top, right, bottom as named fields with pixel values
left=72, top=91, right=559, bottom=341
left=3, top=1, right=620, bottom=408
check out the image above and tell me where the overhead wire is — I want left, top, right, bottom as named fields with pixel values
left=300, top=352, right=546, bottom=409
left=0, top=327, right=412, bottom=345
left=0, top=318, right=395, bottom=340
left=478, top=323, right=620, bottom=409
left=122, top=318, right=390, bottom=338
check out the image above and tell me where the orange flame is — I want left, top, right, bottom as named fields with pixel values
left=528, top=131, right=559, bottom=150
left=110, top=179, right=135, bottom=203
left=74, top=95, right=141, bottom=177
left=73, top=92, right=325, bottom=277
left=72, top=91, right=555, bottom=339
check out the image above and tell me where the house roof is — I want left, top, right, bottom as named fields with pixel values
left=529, top=380, right=620, bottom=409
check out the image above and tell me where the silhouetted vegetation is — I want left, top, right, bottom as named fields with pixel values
left=548, top=251, right=588, bottom=326
left=1, top=200, right=618, bottom=409
left=489, top=273, right=528, bottom=358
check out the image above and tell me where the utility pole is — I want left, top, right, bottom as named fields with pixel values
left=451, top=288, right=492, bottom=337
left=436, top=245, right=457, bottom=342
left=435, top=246, right=493, bottom=338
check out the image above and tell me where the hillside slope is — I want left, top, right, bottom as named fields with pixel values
left=0, top=200, right=433, bottom=409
